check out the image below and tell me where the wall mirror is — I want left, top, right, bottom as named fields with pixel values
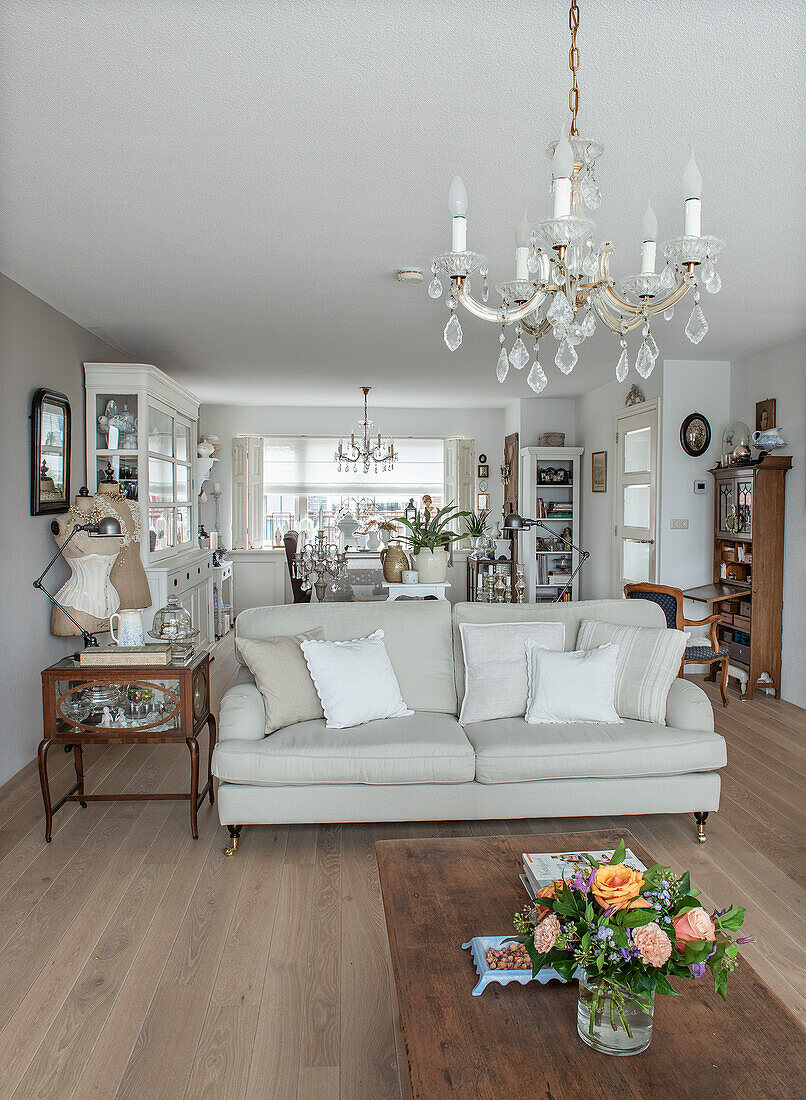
left=31, top=388, right=71, bottom=515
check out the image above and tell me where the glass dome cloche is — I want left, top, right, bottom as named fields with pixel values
left=721, top=420, right=752, bottom=467
left=148, top=595, right=199, bottom=657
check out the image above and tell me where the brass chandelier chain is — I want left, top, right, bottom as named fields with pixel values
left=568, top=0, right=581, bottom=136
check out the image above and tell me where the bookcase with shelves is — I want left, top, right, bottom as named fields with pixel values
left=519, top=447, right=584, bottom=603
left=708, top=456, right=791, bottom=698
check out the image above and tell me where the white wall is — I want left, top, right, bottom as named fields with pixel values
left=658, top=360, right=731, bottom=590
left=730, top=334, right=805, bottom=708
left=198, top=403, right=506, bottom=543
left=575, top=360, right=731, bottom=603
left=0, top=276, right=131, bottom=787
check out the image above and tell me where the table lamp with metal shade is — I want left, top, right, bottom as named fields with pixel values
left=503, top=513, right=590, bottom=603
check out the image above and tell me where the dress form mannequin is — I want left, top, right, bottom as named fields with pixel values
left=96, top=465, right=151, bottom=609
left=49, top=489, right=123, bottom=637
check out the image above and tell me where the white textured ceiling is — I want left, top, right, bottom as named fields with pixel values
left=1, top=0, right=804, bottom=407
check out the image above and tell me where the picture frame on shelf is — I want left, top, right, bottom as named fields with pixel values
left=30, top=388, right=71, bottom=515
left=591, top=450, right=607, bottom=493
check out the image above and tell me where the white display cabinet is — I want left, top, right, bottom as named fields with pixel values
left=519, top=447, right=584, bottom=603
left=84, top=363, right=214, bottom=649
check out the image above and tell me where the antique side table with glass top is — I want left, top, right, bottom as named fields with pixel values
left=39, top=651, right=215, bottom=841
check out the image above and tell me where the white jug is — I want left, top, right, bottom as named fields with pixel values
left=109, top=609, right=145, bottom=647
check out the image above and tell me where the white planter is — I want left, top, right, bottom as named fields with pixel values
left=413, top=547, right=448, bottom=583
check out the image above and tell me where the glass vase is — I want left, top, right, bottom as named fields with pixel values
left=576, top=972, right=654, bottom=1056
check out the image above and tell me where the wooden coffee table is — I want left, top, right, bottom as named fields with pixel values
left=376, top=830, right=806, bottom=1099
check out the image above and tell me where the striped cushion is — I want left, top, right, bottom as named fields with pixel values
left=576, top=620, right=690, bottom=726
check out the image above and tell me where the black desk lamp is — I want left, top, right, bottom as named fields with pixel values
left=503, top=513, right=590, bottom=603
left=33, top=514, right=123, bottom=648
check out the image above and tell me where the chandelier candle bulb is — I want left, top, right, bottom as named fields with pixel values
left=449, top=177, right=468, bottom=251
left=552, top=134, right=574, bottom=218
left=682, top=149, right=703, bottom=236
left=515, top=211, right=531, bottom=279
left=640, top=202, right=658, bottom=274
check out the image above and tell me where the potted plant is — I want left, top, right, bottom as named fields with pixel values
left=395, top=502, right=470, bottom=583
left=464, top=509, right=490, bottom=558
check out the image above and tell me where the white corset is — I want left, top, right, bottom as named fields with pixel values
left=55, top=553, right=120, bottom=619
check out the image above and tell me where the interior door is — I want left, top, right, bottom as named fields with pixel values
left=613, top=402, right=658, bottom=594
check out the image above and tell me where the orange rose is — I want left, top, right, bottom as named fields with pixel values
left=534, top=879, right=564, bottom=921
left=591, top=864, right=644, bottom=910
left=673, top=907, right=716, bottom=947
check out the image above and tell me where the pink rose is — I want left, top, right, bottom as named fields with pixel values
left=673, top=907, right=716, bottom=947
left=632, top=921, right=672, bottom=967
left=533, top=914, right=561, bottom=953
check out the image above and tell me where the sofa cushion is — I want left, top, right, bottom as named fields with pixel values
left=235, top=600, right=457, bottom=714
left=237, top=630, right=324, bottom=735
left=452, top=600, right=666, bottom=703
left=212, top=711, right=475, bottom=786
left=463, top=716, right=727, bottom=784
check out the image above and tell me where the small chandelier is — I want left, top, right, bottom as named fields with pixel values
left=428, top=0, right=724, bottom=392
left=335, top=387, right=397, bottom=473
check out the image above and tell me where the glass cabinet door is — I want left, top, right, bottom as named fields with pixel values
left=147, top=403, right=195, bottom=558
left=736, top=478, right=753, bottom=536
left=717, top=477, right=736, bottom=536
left=55, top=677, right=181, bottom=734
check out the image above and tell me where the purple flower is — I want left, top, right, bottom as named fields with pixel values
left=569, top=867, right=595, bottom=894
left=690, top=962, right=707, bottom=977
left=736, top=936, right=755, bottom=944
left=711, top=906, right=729, bottom=920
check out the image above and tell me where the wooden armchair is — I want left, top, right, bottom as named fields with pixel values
left=623, top=582, right=729, bottom=706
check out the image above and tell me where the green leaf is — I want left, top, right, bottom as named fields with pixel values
left=677, top=872, right=691, bottom=895
left=714, top=967, right=728, bottom=1001
left=621, top=910, right=660, bottom=928
left=684, top=940, right=714, bottom=964
left=716, top=906, right=746, bottom=932
left=608, top=839, right=627, bottom=866
left=653, top=972, right=681, bottom=997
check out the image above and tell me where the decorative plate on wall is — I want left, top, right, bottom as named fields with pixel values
left=680, top=412, right=711, bottom=457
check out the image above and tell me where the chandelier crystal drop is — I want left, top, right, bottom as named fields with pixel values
left=334, top=387, right=397, bottom=473
left=428, top=0, right=724, bottom=392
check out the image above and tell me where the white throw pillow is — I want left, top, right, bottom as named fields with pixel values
left=300, top=629, right=413, bottom=729
left=576, top=619, right=690, bottom=725
left=458, top=621, right=566, bottom=725
left=524, top=641, right=622, bottom=725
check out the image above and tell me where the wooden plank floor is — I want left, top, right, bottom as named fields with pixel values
left=0, top=644, right=803, bottom=1099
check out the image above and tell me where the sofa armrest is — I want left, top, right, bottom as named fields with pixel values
left=665, top=678, right=714, bottom=732
left=219, top=682, right=265, bottom=742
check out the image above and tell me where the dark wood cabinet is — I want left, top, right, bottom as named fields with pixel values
left=710, top=457, right=791, bottom=699
left=39, top=651, right=215, bottom=841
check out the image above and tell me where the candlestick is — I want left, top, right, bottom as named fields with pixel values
left=449, top=176, right=468, bottom=252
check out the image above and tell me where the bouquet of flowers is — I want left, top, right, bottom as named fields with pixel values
left=508, top=840, right=752, bottom=1039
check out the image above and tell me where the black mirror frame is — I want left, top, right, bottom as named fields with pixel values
left=31, top=388, right=71, bottom=515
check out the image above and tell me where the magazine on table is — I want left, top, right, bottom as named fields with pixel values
left=522, top=848, right=647, bottom=892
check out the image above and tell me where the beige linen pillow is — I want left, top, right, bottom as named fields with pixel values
left=575, top=619, right=690, bottom=725
left=236, top=629, right=324, bottom=735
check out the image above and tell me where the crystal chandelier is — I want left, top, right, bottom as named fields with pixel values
left=335, top=387, right=397, bottom=473
left=428, top=0, right=724, bottom=393
left=295, top=529, right=348, bottom=602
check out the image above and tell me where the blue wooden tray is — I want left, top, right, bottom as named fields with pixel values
left=462, top=936, right=572, bottom=996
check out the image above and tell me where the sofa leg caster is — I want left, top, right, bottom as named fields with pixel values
left=225, top=825, right=243, bottom=856
left=694, top=811, right=709, bottom=844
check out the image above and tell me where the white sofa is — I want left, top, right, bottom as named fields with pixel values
left=212, top=599, right=726, bottom=849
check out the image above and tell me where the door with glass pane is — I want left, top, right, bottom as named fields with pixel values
left=613, top=401, right=658, bottom=594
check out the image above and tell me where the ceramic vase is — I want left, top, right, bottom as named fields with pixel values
left=414, top=547, right=448, bottom=583
left=380, top=542, right=409, bottom=582
left=109, top=608, right=145, bottom=647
